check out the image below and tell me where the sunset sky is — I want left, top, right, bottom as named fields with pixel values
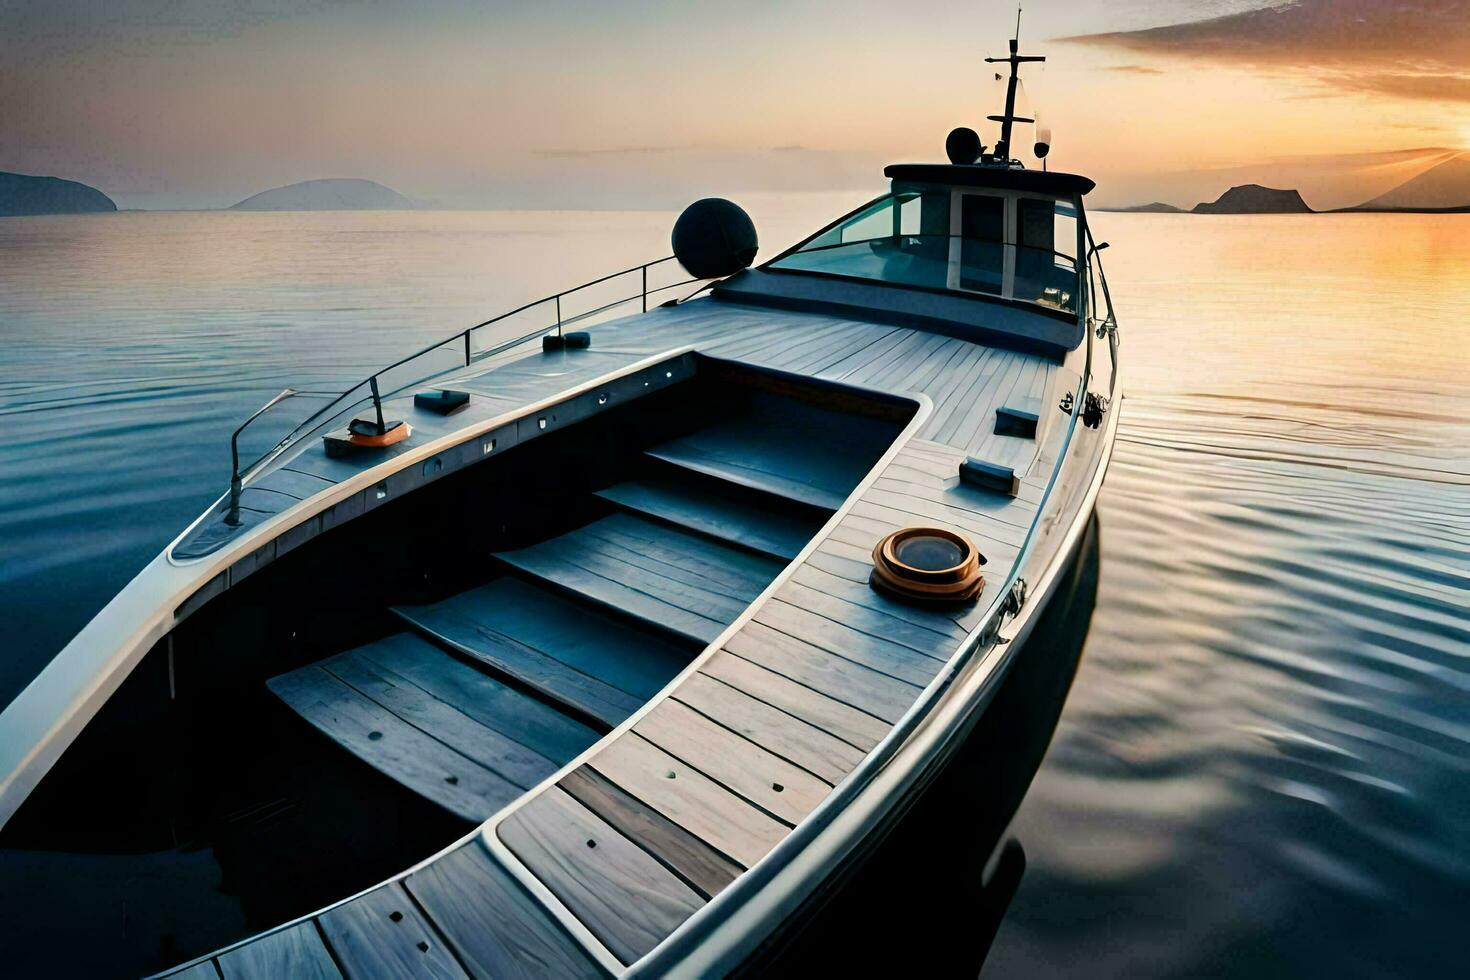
left=2, top=0, right=1465, bottom=210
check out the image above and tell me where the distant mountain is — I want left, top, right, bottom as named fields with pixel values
left=1356, top=154, right=1470, bottom=211
left=0, top=171, right=117, bottom=217
left=230, top=178, right=413, bottom=211
left=1192, top=184, right=1312, bottom=214
left=1108, top=201, right=1185, bottom=213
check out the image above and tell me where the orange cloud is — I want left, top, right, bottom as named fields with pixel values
left=1064, top=0, right=1470, bottom=102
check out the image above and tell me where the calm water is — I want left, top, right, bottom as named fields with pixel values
left=2, top=206, right=1466, bottom=976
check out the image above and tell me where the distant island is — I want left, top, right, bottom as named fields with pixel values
left=1192, top=184, right=1312, bottom=214
left=0, top=171, right=117, bottom=217
left=1110, top=155, right=1470, bottom=215
left=1104, top=183, right=1313, bottom=214
left=231, top=178, right=413, bottom=211
left=1110, top=201, right=1185, bottom=214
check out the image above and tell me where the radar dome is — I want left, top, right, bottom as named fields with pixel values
left=672, top=199, right=758, bottom=279
left=946, top=127, right=983, bottom=165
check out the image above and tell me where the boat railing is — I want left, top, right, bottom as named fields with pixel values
left=226, top=254, right=703, bottom=525
left=1085, top=229, right=1118, bottom=343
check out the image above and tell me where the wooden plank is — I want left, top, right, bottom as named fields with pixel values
left=267, top=666, right=519, bottom=822
left=642, top=400, right=884, bottom=514
left=755, top=599, right=946, bottom=686
left=955, top=353, right=1029, bottom=451
left=217, top=922, right=338, bottom=980
left=581, top=513, right=780, bottom=598
left=865, top=481, right=1036, bottom=532
left=873, top=474, right=1039, bottom=526
left=850, top=496, right=1032, bottom=551
left=850, top=496, right=1027, bottom=548
left=560, top=765, right=742, bottom=900
left=588, top=733, right=788, bottom=868
left=699, top=650, right=888, bottom=751
left=634, top=699, right=831, bottom=825
left=318, top=882, right=468, bottom=978
left=498, top=788, right=704, bottom=964
left=405, top=840, right=602, bottom=979
left=776, top=578, right=961, bottom=657
left=323, top=647, right=557, bottom=789
left=786, top=323, right=902, bottom=376
left=356, top=628, right=602, bottom=760
left=924, top=345, right=998, bottom=440
left=724, top=622, right=923, bottom=725
left=426, top=577, right=690, bottom=698
left=395, top=597, right=648, bottom=729
left=498, top=543, right=732, bottom=646
left=928, top=348, right=1014, bottom=447
left=595, top=474, right=820, bottom=561
left=849, top=330, right=947, bottom=390
left=789, top=562, right=969, bottom=641
left=804, top=543, right=880, bottom=587
left=641, top=445, right=844, bottom=511
left=818, top=326, right=911, bottom=382
left=496, top=514, right=778, bottom=646
left=673, top=671, right=864, bottom=784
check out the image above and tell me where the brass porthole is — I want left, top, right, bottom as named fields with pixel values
left=870, top=527, right=985, bottom=604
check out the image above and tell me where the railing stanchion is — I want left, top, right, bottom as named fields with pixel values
left=216, top=256, right=695, bottom=540
left=226, top=440, right=243, bottom=527
left=369, top=376, right=387, bottom=434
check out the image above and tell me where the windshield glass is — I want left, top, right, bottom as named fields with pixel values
left=767, top=190, right=1080, bottom=315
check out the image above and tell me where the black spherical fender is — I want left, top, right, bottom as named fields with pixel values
left=671, top=198, right=759, bottom=279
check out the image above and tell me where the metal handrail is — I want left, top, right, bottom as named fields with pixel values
left=1085, top=229, right=1118, bottom=341
left=224, top=254, right=698, bottom=525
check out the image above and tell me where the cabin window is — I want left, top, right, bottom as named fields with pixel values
left=766, top=188, right=1080, bottom=315
left=1013, top=198, right=1079, bottom=313
left=956, top=195, right=1006, bottom=295
left=946, top=192, right=1079, bottom=314
left=768, top=191, right=951, bottom=290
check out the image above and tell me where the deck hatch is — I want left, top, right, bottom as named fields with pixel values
left=869, top=526, right=985, bottom=604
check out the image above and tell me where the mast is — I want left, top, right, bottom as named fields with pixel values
left=984, top=7, right=1045, bottom=163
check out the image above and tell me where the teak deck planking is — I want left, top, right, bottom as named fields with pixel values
left=168, top=297, right=1061, bottom=976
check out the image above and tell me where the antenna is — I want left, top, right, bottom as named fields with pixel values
left=985, top=6, right=1045, bottom=164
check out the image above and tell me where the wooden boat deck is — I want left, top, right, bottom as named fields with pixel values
left=162, top=297, right=1067, bottom=977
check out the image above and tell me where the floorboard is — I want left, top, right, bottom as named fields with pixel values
left=588, top=733, right=789, bottom=868
left=216, top=922, right=339, bottom=980
left=498, top=788, right=705, bottom=964
left=723, top=623, right=924, bottom=725
left=634, top=699, right=831, bottom=825
left=395, top=576, right=688, bottom=726
left=698, top=650, right=889, bottom=751
left=495, top=514, right=777, bottom=645
left=317, top=882, right=468, bottom=979
left=560, top=766, right=742, bottom=900
left=267, top=663, right=522, bottom=822
left=405, top=840, right=602, bottom=979
left=595, top=472, right=821, bottom=561
left=672, top=671, right=864, bottom=784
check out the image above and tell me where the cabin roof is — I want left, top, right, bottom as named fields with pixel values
left=885, top=163, right=1095, bottom=197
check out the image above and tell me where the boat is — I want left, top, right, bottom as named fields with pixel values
left=0, top=27, right=1119, bottom=978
